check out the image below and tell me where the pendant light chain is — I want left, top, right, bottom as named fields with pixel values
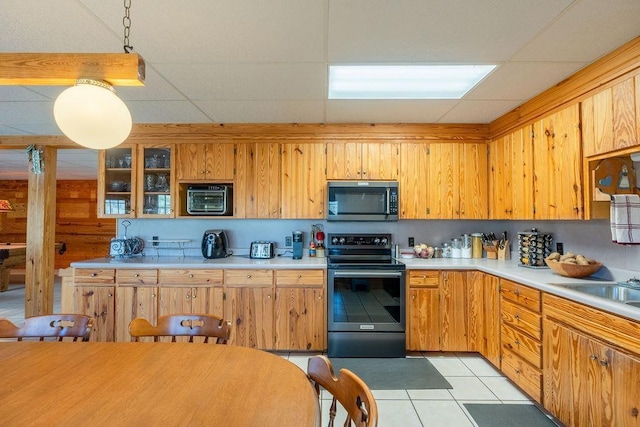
left=123, top=0, right=133, bottom=53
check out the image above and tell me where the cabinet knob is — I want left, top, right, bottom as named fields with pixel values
left=247, top=274, right=252, bottom=278
left=412, top=295, right=416, bottom=300
left=362, top=171, right=367, bottom=175
left=297, top=275, right=302, bottom=279
left=189, top=274, right=194, bottom=278
left=134, top=273, right=139, bottom=277
left=599, top=359, right=609, bottom=367
left=514, top=340, right=520, bottom=345
left=514, top=290, right=520, bottom=296
left=267, top=294, right=271, bottom=299
left=514, top=369, right=520, bottom=374
left=108, top=293, right=113, bottom=297
left=590, top=354, right=598, bottom=361
left=514, top=314, right=520, bottom=320
left=90, top=273, right=97, bottom=277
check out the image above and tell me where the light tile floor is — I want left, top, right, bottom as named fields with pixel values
left=1, top=281, right=560, bottom=426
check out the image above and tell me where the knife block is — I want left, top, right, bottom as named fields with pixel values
left=483, top=241, right=498, bottom=259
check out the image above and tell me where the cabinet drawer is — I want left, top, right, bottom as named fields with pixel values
left=408, top=270, right=439, bottom=287
left=225, top=269, right=273, bottom=286
left=501, top=347, right=542, bottom=402
left=501, top=279, right=541, bottom=312
left=116, top=269, right=158, bottom=285
left=501, top=324, right=542, bottom=368
left=501, top=298, right=541, bottom=340
left=275, top=269, right=324, bottom=286
left=74, top=269, right=115, bottom=284
left=159, top=269, right=223, bottom=285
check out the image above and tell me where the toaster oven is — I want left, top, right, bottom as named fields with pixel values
left=186, top=185, right=233, bottom=216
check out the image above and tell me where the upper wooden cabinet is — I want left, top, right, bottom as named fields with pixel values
left=426, top=142, right=488, bottom=219
left=175, top=143, right=235, bottom=181
left=488, top=127, right=534, bottom=220
left=399, top=143, right=429, bottom=219
left=281, top=142, right=326, bottom=219
left=582, top=75, right=639, bottom=157
left=234, top=142, right=281, bottom=218
left=98, top=145, right=137, bottom=218
left=533, top=104, right=583, bottom=219
left=326, top=141, right=399, bottom=180
left=137, top=144, right=174, bottom=218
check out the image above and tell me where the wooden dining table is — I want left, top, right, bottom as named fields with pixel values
left=0, top=342, right=320, bottom=426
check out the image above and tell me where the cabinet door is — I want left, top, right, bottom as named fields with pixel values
left=281, top=142, right=326, bottom=218
left=612, top=350, right=640, bottom=426
left=407, top=286, right=440, bottom=351
left=459, top=143, right=487, bottom=219
left=362, top=142, right=399, bottom=180
left=467, top=271, right=500, bottom=366
left=510, top=127, right=535, bottom=219
left=533, top=104, right=583, bottom=219
left=175, top=143, right=208, bottom=180
left=399, top=143, right=429, bottom=219
left=137, top=145, right=174, bottom=217
left=440, top=271, right=468, bottom=351
left=115, top=285, right=158, bottom=342
left=426, top=142, right=459, bottom=219
left=273, top=285, right=325, bottom=351
left=74, top=285, right=115, bottom=342
left=205, top=143, right=235, bottom=180
left=224, top=285, right=274, bottom=349
left=326, top=142, right=361, bottom=180
left=234, top=142, right=281, bottom=218
left=98, top=145, right=136, bottom=218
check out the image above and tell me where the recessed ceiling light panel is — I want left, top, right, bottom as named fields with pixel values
left=328, top=65, right=496, bottom=100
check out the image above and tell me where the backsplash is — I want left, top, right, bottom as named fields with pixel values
left=118, top=218, right=640, bottom=273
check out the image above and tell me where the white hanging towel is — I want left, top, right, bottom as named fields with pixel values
left=610, top=194, right=640, bottom=244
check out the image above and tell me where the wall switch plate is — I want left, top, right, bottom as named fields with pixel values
left=152, top=236, right=159, bottom=247
left=408, top=237, right=415, bottom=247
left=285, top=236, right=292, bottom=247
left=556, top=242, right=563, bottom=255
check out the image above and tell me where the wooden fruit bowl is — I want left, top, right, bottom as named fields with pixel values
left=545, top=258, right=603, bottom=278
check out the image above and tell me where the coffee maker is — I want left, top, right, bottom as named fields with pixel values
left=292, top=231, right=303, bottom=259
left=201, top=230, right=229, bottom=259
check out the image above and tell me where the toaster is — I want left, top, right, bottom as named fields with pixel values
left=250, top=241, right=276, bottom=259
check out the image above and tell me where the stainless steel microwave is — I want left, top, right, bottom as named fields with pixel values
left=186, top=184, right=233, bottom=216
left=327, top=181, right=399, bottom=221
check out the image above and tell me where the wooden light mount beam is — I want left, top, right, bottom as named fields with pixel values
left=0, top=53, right=145, bottom=86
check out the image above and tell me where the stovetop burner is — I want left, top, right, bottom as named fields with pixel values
left=327, top=233, right=405, bottom=270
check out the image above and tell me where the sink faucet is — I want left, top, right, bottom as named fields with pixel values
left=623, top=277, right=640, bottom=289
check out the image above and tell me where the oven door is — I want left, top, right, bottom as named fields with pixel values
left=328, top=269, right=405, bottom=333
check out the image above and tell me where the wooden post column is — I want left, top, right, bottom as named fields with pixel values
left=25, top=145, right=57, bottom=317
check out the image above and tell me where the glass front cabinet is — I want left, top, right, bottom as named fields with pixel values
left=99, top=146, right=136, bottom=218
left=136, top=145, right=174, bottom=218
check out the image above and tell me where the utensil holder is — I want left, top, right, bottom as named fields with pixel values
left=498, top=240, right=510, bottom=260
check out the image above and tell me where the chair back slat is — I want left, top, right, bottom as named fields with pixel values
left=307, top=355, right=378, bottom=427
left=0, top=314, right=94, bottom=342
left=129, top=314, right=231, bottom=344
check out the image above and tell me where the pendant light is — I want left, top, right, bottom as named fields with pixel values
left=53, top=0, right=137, bottom=150
left=54, top=79, right=132, bottom=150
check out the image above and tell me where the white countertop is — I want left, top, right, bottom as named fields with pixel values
left=71, top=255, right=640, bottom=322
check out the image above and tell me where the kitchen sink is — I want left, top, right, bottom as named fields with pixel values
left=553, top=282, right=640, bottom=306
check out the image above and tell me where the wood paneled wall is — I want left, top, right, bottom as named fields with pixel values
left=0, top=180, right=115, bottom=268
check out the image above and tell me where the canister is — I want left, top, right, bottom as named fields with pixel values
left=451, top=238, right=461, bottom=259
left=461, top=234, right=472, bottom=259
left=471, top=233, right=483, bottom=258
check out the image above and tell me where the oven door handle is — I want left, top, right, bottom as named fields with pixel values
left=332, top=271, right=403, bottom=278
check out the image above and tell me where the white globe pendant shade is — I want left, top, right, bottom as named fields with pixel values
left=54, top=79, right=132, bottom=150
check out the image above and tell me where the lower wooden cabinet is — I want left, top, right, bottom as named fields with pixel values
left=543, top=294, right=640, bottom=427
left=407, top=270, right=440, bottom=351
left=500, top=279, right=542, bottom=402
left=467, top=271, right=501, bottom=367
left=71, top=267, right=326, bottom=351
left=440, top=270, right=469, bottom=351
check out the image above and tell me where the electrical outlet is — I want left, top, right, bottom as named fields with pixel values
left=152, top=236, right=159, bottom=247
left=556, top=242, right=564, bottom=255
left=408, top=237, right=415, bottom=247
left=285, top=236, right=292, bottom=247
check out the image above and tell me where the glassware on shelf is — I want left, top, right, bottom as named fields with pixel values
left=155, top=173, right=169, bottom=192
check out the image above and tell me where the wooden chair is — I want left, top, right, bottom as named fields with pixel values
left=0, top=314, right=94, bottom=342
left=307, top=355, right=378, bottom=427
left=129, top=314, right=231, bottom=344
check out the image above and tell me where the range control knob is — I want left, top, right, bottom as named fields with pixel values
left=339, top=237, right=346, bottom=245
left=380, top=237, right=388, bottom=245
left=374, top=237, right=380, bottom=245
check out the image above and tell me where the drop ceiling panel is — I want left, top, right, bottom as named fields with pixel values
left=0, top=87, right=52, bottom=102
left=155, top=63, right=326, bottom=100
left=466, top=61, right=586, bottom=100
left=327, top=0, right=574, bottom=63
left=512, top=0, right=640, bottom=62
left=82, top=0, right=327, bottom=63
left=127, top=101, right=212, bottom=123
left=439, top=100, right=524, bottom=124
left=194, top=100, right=325, bottom=123
left=326, top=100, right=459, bottom=123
